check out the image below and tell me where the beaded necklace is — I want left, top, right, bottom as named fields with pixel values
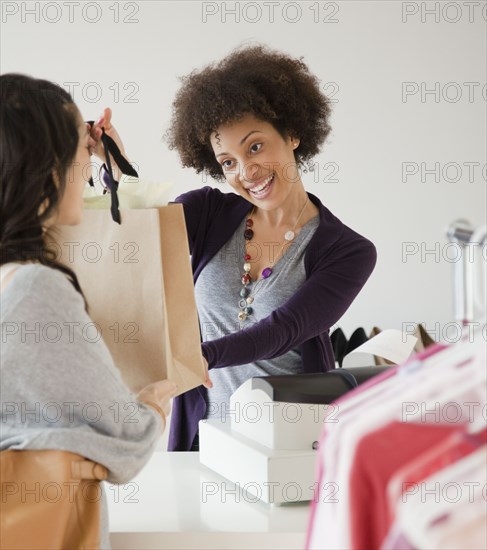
left=238, top=197, right=310, bottom=321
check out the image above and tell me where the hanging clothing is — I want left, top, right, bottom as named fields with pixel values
left=307, top=340, right=486, bottom=550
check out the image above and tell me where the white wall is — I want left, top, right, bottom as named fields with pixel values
left=2, top=0, right=486, bottom=342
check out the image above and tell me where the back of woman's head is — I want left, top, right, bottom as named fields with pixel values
left=0, top=74, right=86, bottom=303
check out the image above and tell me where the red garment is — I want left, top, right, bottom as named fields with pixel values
left=305, top=366, right=399, bottom=548
left=349, top=421, right=464, bottom=550
left=306, top=344, right=449, bottom=550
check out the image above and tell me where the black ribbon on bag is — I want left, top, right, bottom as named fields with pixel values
left=86, top=121, right=138, bottom=224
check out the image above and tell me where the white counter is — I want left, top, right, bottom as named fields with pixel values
left=107, top=452, right=311, bottom=549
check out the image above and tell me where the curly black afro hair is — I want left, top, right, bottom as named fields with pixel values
left=165, top=45, right=332, bottom=181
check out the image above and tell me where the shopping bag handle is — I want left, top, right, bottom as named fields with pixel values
left=86, top=121, right=139, bottom=224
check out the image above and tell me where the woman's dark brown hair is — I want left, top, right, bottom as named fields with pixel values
left=166, top=45, right=332, bottom=181
left=0, top=73, right=87, bottom=306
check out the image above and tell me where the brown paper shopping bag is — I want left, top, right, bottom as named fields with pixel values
left=50, top=207, right=205, bottom=395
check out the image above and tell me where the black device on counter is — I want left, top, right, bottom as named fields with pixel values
left=252, top=366, right=392, bottom=405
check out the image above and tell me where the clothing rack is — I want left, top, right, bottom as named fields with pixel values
left=305, top=221, right=487, bottom=550
left=446, top=219, right=486, bottom=325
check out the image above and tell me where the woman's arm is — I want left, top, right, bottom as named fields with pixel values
left=1, top=265, right=168, bottom=483
left=202, top=235, right=377, bottom=369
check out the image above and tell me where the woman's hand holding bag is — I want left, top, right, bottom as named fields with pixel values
left=89, top=107, right=128, bottom=180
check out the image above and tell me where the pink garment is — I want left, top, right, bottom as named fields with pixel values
left=437, top=512, right=487, bottom=550
left=306, top=366, right=398, bottom=548
left=306, top=343, right=449, bottom=549
left=380, top=524, right=416, bottom=550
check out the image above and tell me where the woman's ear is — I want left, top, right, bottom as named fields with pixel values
left=289, top=136, right=300, bottom=149
left=38, top=168, right=60, bottom=219
left=37, top=197, right=49, bottom=218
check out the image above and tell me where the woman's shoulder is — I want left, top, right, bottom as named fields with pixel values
left=308, top=193, right=345, bottom=244
left=17, top=262, right=76, bottom=289
left=307, top=193, right=377, bottom=264
left=2, top=263, right=84, bottom=313
left=173, top=186, right=247, bottom=210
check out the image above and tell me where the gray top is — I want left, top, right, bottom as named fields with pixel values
left=0, top=263, right=162, bottom=548
left=195, top=215, right=320, bottom=420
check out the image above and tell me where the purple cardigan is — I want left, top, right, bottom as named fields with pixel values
left=168, top=186, right=377, bottom=451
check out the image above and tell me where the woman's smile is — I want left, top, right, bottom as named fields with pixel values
left=245, top=173, right=275, bottom=199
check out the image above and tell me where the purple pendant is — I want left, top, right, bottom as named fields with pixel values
left=262, top=267, right=273, bottom=279
left=244, top=229, right=254, bottom=241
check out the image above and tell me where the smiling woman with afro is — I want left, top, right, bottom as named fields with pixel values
left=105, top=44, right=377, bottom=452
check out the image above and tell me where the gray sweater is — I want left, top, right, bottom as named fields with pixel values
left=197, top=214, right=320, bottom=420
left=0, top=263, right=162, bottom=547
